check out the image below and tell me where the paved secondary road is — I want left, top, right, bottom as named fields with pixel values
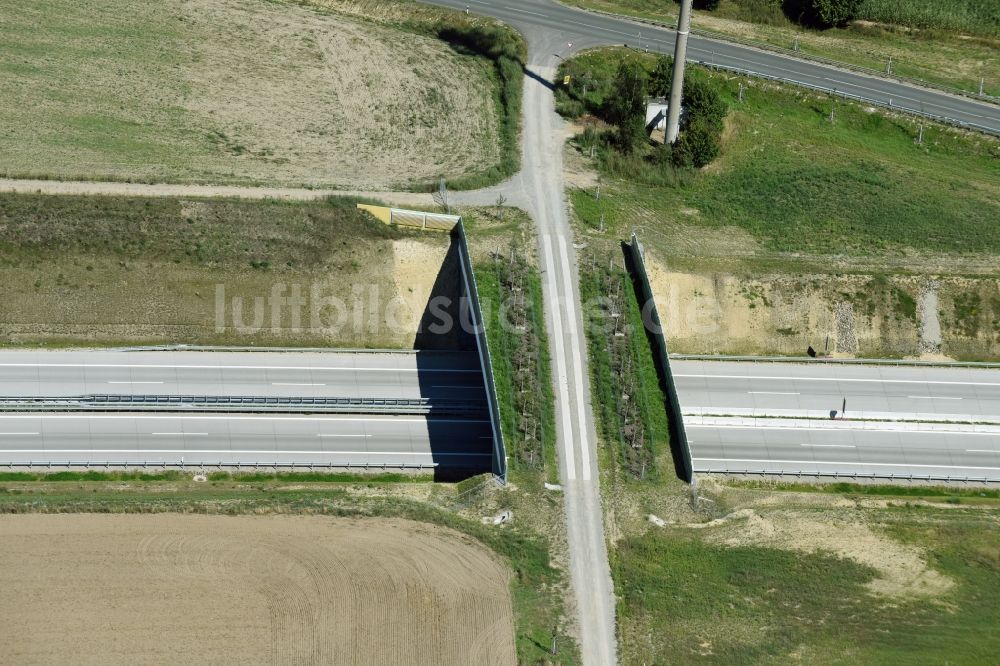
left=0, top=413, right=493, bottom=468
left=674, top=360, right=1000, bottom=422
left=428, top=0, right=1000, bottom=134
left=0, top=350, right=486, bottom=402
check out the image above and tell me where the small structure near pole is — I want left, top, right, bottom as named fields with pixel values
left=645, top=97, right=669, bottom=143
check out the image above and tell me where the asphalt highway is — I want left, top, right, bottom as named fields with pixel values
left=0, top=413, right=493, bottom=468
left=673, top=360, right=1000, bottom=421
left=674, top=361, right=1000, bottom=480
left=426, top=0, right=1000, bottom=134
left=688, top=418, right=1000, bottom=479
left=0, top=350, right=486, bottom=401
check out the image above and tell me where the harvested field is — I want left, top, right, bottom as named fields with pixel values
left=0, top=0, right=502, bottom=189
left=0, top=514, right=516, bottom=665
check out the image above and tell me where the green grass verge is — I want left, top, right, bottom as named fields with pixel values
left=0, top=480, right=578, bottom=663
left=477, top=247, right=558, bottom=485
left=728, top=480, right=1000, bottom=500
left=614, top=506, right=1000, bottom=663
left=561, top=50, right=1000, bottom=261
left=578, top=246, right=669, bottom=480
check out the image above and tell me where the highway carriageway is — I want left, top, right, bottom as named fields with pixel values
left=0, top=350, right=494, bottom=471
left=673, top=360, right=1000, bottom=480
left=0, top=350, right=487, bottom=402
left=0, top=413, right=493, bottom=470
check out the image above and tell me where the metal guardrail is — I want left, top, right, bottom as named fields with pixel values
left=695, top=468, right=1000, bottom=484
left=113, top=345, right=426, bottom=354
left=0, top=394, right=487, bottom=416
left=698, top=59, right=998, bottom=136
left=583, top=6, right=999, bottom=105
left=670, top=354, right=1000, bottom=369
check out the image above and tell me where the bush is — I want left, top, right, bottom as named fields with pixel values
left=673, top=118, right=722, bottom=167
left=782, top=0, right=861, bottom=28
left=681, top=77, right=727, bottom=132
left=606, top=61, right=649, bottom=153
left=649, top=55, right=673, bottom=98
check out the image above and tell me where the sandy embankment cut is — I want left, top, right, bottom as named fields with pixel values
left=0, top=515, right=516, bottom=665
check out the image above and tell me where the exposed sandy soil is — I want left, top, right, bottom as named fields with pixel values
left=1, top=0, right=501, bottom=189
left=0, top=514, right=516, bottom=665
left=694, top=508, right=955, bottom=599
left=644, top=252, right=1000, bottom=359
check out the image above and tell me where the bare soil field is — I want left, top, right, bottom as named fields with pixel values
left=0, top=0, right=501, bottom=189
left=0, top=514, right=516, bottom=665
left=0, top=194, right=453, bottom=349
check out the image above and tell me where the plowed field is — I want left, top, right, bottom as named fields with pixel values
left=0, top=515, right=515, bottom=665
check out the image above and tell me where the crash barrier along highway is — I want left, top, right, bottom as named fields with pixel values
left=0, top=394, right=486, bottom=417
left=625, top=233, right=694, bottom=484
left=358, top=204, right=508, bottom=482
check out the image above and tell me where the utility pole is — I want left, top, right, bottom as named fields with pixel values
left=665, top=0, right=693, bottom=144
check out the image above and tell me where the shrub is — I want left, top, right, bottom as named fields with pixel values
left=673, top=118, right=722, bottom=167
left=606, top=61, right=649, bottom=153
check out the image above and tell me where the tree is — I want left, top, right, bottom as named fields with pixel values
left=649, top=55, right=673, bottom=98
left=681, top=77, right=727, bottom=133
left=692, top=0, right=720, bottom=9
left=672, top=118, right=720, bottom=168
left=782, top=0, right=860, bottom=28
left=812, top=0, right=860, bottom=26
left=606, top=61, right=649, bottom=153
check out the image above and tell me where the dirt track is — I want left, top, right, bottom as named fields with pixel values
left=0, top=514, right=516, bottom=665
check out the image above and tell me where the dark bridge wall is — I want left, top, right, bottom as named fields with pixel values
left=624, top=234, right=694, bottom=484
left=452, top=221, right=508, bottom=482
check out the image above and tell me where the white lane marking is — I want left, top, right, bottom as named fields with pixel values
left=0, top=449, right=490, bottom=457
left=907, top=395, right=962, bottom=400
left=542, top=235, right=576, bottom=481
left=432, top=385, right=478, bottom=389
left=0, top=363, right=479, bottom=373
left=108, top=381, right=164, bottom=385
left=687, top=423, right=999, bottom=436
left=800, top=444, right=856, bottom=448
left=749, top=391, right=800, bottom=395
left=967, top=449, right=1000, bottom=454
left=675, top=373, right=1000, bottom=387
left=559, top=235, right=592, bottom=482
left=693, top=457, right=1000, bottom=471
left=0, top=432, right=39, bottom=436
left=0, top=414, right=488, bottom=424
left=151, top=432, right=208, bottom=436
left=317, top=434, right=371, bottom=438
left=272, top=382, right=326, bottom=387
left=508, top=7, right=547, bottom=17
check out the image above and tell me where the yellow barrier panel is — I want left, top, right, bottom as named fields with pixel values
left=356, top=204, right=391, bottom=225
